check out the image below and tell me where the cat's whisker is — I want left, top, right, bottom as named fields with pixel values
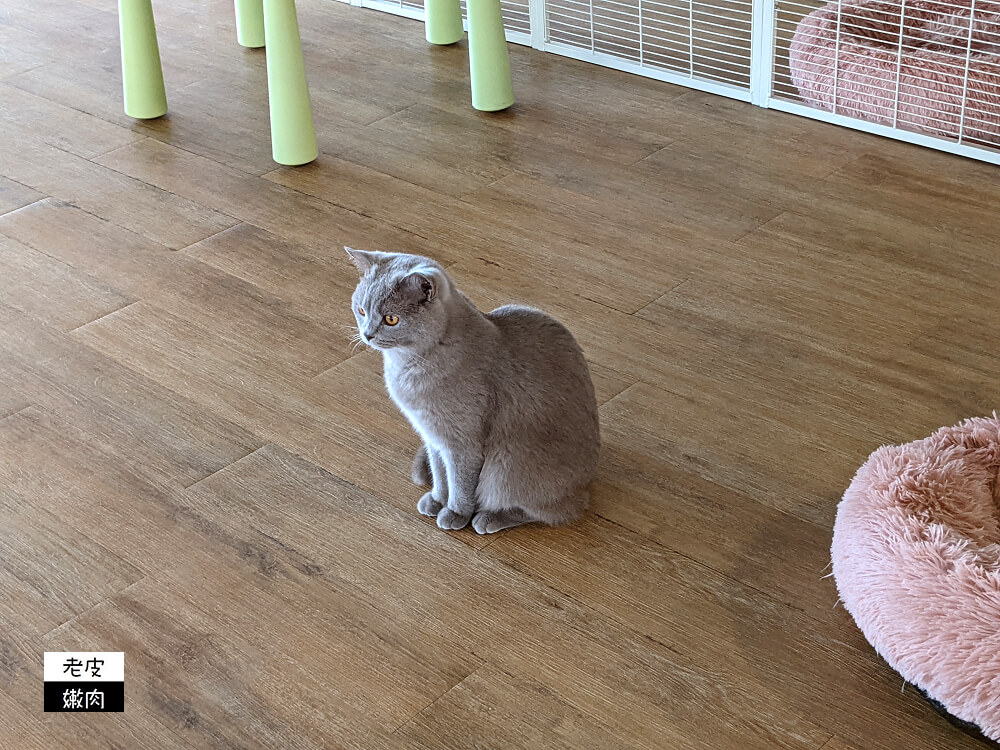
left=346, top=329, right=370, bottom=354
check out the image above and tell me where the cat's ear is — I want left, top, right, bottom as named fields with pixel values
left=345, top=246, right=383, bottom=275
left=403, top=267, right=448, bottom=304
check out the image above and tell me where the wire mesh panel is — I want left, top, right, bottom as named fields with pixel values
left=350, top=0, right=1000, bottom=163
left=545, top=0, right=756, bottom=90
left=773, top=0, right=826, bottom=98
left=460, top=0, right=532, bottom=36
left=773, top=0, right=1000, bottom=149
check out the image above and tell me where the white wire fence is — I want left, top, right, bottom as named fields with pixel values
left=346, top=0, right=1000, bottom=162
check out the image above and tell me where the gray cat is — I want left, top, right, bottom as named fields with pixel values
left=346, top=248, right=600, bottom=534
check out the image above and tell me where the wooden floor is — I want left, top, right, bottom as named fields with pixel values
left=1, top=0, right=998, bottom=747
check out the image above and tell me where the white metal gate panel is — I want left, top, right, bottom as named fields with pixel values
left=543, top=0, right=756, bottom=96
left=349, top=0, right=1000, bottom=163
left=461, top=0, right=531, bottom=36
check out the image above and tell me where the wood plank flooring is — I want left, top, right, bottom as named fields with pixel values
left=1, top=0, right=998, bottom=747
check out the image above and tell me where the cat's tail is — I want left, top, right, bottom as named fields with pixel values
left=411, top=444, right=432, bottom=486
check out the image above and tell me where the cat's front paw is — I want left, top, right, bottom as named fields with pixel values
left=417, top=492, right=443, bottom=517
left=436, top=507, right=471, bottom=531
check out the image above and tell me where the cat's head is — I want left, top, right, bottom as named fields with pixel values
left=345, top=248, right=451, bottom=352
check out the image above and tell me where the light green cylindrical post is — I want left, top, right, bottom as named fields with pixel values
left=235, top=0, right=265, bottom=48
left=118, top=0, right=167, bottom=119
left=263, top=0, right=318, bottom=166
left=466, top=0, right=513, bottom=111
left=425, top=0, right=463, bottom=45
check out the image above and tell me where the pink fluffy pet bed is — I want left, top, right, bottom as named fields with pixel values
left=832, top=416, right=1000, bottom=742
left=789, top=0, right=1000, bottom=144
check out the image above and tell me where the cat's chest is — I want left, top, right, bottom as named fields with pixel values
left=384, top=361, right=447, bottom=439
left=383, top=357, right=437, bottom=409
left=383, top=352, right=490, bottom=445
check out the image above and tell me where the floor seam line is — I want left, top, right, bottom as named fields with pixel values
left=68, top=300, right=141, bottom=334
left=181, top=445, right=270, bottom=491
left=388, top=662, right=486, bottom=735
left=41, top=576, right=150, bottom=639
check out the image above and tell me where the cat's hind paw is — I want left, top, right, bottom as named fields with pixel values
left=436, top=507, right=471, bottom=531
left=472, top=508, right=531, bottom=534
left=417, top=492, right=443, bottom=517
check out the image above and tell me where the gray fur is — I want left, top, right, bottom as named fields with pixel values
left=346, top=247, right=600, bottom=534
left=411, top=444, right=432, bottom=486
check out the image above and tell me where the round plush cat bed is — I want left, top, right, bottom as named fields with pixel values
left=832, top=415, right=1000, bottom=742
left=789, top=0, right=1000, bottom=144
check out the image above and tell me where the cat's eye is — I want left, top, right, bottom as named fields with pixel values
left=357, top=306, right=365, bottom=316
left=384, top=314, right=399, bottom=326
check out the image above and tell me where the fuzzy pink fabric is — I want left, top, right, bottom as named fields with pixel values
left=789, top=0, right=1000, bottom=144
left=832, top=416, right=1000, bottom=740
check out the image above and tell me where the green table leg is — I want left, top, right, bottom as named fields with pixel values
left=425, top=0, right=463, bottom=45
left=467, top=0, right=513, bottom=111
left=235, top=0, right=265, bottom=48
left=263, top=0, right=318, bottom=166
left=118, top=0, right=167, bottom=119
